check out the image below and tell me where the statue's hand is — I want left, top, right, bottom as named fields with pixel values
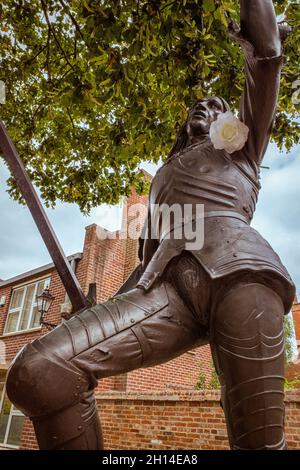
left=240, top=0, right=281, bottom=58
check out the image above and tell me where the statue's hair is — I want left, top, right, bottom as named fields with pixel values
left=168, top=97, right=230, bottom=159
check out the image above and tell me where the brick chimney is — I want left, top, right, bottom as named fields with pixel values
left=76, top=177, right=151, bottom=302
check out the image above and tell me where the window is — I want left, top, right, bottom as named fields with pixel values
left=0, top=379, right=24, bottom=448
left=4, top=277, right=51, bottom=334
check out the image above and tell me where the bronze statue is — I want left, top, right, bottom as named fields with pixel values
left=5, top=0, right=296, bottom=450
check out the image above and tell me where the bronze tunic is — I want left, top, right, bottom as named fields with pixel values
left=137, top=26, right=296, bottom=314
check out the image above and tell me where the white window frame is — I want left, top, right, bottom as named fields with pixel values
left=0, top=382, right=24, bottom=449
left=3, top=277, right=51, bottom=335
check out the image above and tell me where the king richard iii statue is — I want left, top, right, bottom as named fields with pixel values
left=5, top=0, right=296, bottom=450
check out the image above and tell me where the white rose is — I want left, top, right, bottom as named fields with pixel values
left=209, top=111, right=249, bottom=154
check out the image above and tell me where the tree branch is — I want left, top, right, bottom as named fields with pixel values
left=45, top=23, right=52, bottom=81
left=57, top=0, right=90, bottom=49
left=67, top=107, right=76, bottom=129
left=25, top=44, right=48, bottom=64
left=160, top=1, right=177, bottom=12
left=40, top=0, right=76, bottom=72
left=74, top=28, right=77, bottom=59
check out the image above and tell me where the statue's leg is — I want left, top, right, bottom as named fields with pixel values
left=210, top=281, right=286, bottom=450
left=5, top=281, right=207, bottom=450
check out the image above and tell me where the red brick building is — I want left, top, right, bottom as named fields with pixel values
left=0, top=187, right=212, bottom=449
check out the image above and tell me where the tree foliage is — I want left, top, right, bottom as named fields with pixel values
left=284, top=314, right=294, bottom=364
left=0, top=0, right=299, bottom=212
left=195, top=360, right=220, bottom=390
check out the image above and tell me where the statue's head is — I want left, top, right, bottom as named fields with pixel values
left=169, top=97, right=230, bottom=158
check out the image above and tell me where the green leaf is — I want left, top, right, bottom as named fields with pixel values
left=203, top=0, right=216, bottom=13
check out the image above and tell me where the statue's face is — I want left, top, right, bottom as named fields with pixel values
left=186, top=97, right=225, bottom=143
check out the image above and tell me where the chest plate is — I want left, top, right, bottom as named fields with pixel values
left=150, top=140, right=260, bottom=235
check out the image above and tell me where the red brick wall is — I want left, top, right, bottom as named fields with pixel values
left=20, top=418, right=38, bottom=450
left=95, top=390, right=300, bottom=450
left=19, top=390, right=300, bottom=451
left=127, top=347, right=212, bottom=392
left=98, top=391, right=228, bottom=450
left=122, top=188, right=148, bottom=279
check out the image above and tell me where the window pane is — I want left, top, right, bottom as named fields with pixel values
left=10, top=288, right=24, bottom=310
left=0, top=413, right=9, bottom=444
left=6, top=278, right=51, bottom=334
left=36, top=281, right=46, bottom=297
left=6, top=415, right=24, bottom=447
left=19, top=285, right=35, bottom=331
left=0, top=394, right=11, bottom=444
left=29, top=306, right=40, bottom=329
left=4, top=312, right=20, bottom=334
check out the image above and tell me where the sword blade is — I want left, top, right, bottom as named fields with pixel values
left=0, top=120, right=88, bottom=312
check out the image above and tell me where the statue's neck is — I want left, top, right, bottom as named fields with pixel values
left=186, top=134, right=209, bottom=147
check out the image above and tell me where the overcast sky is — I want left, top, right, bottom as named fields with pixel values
left=1, top=143, right=300, bottom=298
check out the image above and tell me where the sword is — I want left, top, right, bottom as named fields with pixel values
left=0, top=120, right=90, bottom=312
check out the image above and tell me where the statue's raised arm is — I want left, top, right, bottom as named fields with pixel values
left=229, top=0, right=285, bottom=164
left=240, top=0, right=281, bottom=57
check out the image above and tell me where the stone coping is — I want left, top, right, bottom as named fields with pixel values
left=95, top=390, right=221, bottom=402
left=95, top=389, right=300, bottom=403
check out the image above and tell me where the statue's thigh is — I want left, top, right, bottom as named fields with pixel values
left=38, top=281, right=207, bottom=381
left=210, top=282, right=286, bottom=450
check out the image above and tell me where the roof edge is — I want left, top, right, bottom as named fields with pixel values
left=0, top=252, right=83, bottom=288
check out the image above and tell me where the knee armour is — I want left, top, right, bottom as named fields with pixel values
left=6, top=342, right=96, bottom=449
left=211, top=282, right=286, bottom=450
left=6, top=342, right=89, bottom=418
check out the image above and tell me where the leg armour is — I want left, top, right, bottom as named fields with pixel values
left=210, top=282, right=286, bottom=450
left=6, top=282, right=207, bottom=449
left=5, top=342, right=101, bottom=450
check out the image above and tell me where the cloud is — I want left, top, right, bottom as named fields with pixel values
left=0, top=161, right=123, bottom=279
left=252, top=144, right=300, bottom=294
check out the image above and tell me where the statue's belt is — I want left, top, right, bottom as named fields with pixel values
left=138, top=210, right=250, bottom=291
left=202, top=210, right=249, bottom=224
left=158, top=210, right=249, bottom=243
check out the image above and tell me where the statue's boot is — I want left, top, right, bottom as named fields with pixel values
left=5, top=340, right=103, bottom=449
